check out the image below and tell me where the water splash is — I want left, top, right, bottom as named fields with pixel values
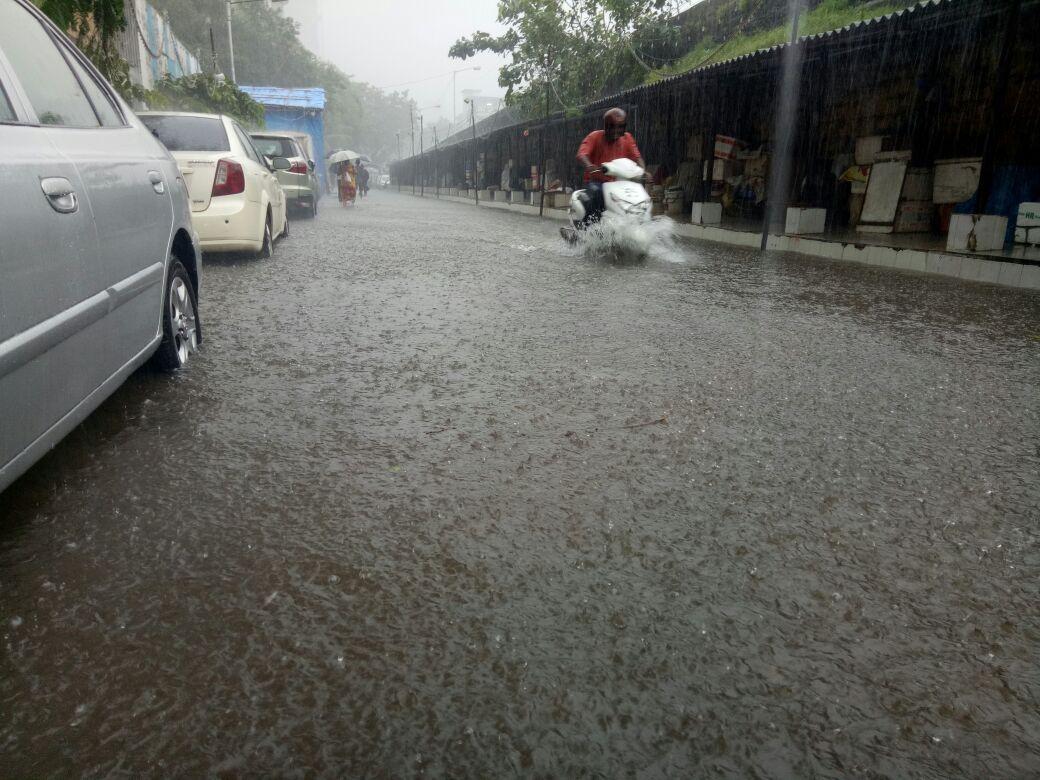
left=563, top=216, right=688, bottom=264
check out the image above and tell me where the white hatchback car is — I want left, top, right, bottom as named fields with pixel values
left=140, top=112, right=289, bottom=257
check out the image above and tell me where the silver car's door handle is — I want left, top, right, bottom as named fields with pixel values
left=148, top=170, right=166, bottom=195
left=41, top=177, right=78, bottom=214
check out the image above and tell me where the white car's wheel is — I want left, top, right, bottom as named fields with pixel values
left=258, top=214, right=273, bottom=259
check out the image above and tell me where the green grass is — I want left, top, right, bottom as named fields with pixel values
left=646, top=0, right=920, bottom=83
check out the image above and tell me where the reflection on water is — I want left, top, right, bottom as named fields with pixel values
left=1, top=193, right=1038, bottom=776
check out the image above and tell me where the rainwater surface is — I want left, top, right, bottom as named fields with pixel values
left=1, top=192, right=1038, bottom=777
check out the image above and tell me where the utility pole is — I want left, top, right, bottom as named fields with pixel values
left=538, top=67, right=551, bottom=217
left=420, top=114, right=425, bottom=197
left=468, top=98, right=479, bottom=207
left=396, top=132, right=401, bottom=191
left=410, top=105, right=416, bottom=195
left=433, top=127, right=440, bottom=199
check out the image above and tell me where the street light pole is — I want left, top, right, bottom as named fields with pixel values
left=420, top=114, right=425, bottom=198
left=226, top=1, right=235, bottom=82
left=451, top=65, right=481, bottom=136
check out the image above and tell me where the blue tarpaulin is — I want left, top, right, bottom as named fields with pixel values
left=240, top=86, right=328, bottom=191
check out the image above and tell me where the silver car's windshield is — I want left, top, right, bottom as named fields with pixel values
left=142, top=115, right=229, bottom=152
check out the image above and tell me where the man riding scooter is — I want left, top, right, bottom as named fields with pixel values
left=574, top=107, right=646, bottom=229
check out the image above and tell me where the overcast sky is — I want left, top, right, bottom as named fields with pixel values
left=280, top=0, right=706, bottom=125
left=281, top=0, right=509, bottom=125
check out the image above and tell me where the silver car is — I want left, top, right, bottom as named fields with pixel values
left=0, top=0, right=201, bottom=494
left=251, top=132, right=320, bottom=218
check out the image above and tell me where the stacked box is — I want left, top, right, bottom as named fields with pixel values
left=1015, top=203, right=1040, bottom=245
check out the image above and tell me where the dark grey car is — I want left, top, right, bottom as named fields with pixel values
left=0, top=0, right=202, bottom=493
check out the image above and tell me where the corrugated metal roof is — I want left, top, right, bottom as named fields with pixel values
left=239, top=86, right=327, bottom=110
left=593, top=0, right=967, bottom=104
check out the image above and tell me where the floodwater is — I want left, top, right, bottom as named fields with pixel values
left=2, top=191, right=1038, bottom=777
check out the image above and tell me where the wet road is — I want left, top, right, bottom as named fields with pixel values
left=2, top=191, right=1039, bottom=777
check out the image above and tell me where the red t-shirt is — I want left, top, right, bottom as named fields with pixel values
left=577, top=130, right=642, bottom=182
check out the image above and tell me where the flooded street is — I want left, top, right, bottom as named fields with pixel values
left=2, top=192, right=1038, bottom=777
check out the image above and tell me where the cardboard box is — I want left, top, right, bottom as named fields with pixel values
left=894, top=201, right=933, bottom=233
left=855, top=136, right=885, bottom=165
left=902, top=168, right=933, bottom=201
left=947, top=214, right=1008, bottom=252
left=786, top=207, right=827, bottom=235
left=1017, top=202, right=1040, bottom=227
left=714, top=134, right=745, bottom=161
left=691, top=202, right=722, bottom=225
left=934, top=158, right=982, bottom=204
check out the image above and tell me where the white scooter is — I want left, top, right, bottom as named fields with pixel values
left=560, top=158, right=653, bottom=257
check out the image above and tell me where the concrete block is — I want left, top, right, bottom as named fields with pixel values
left=803, top=239, right=845, bottom=260
left=785, top=207, right=827, bottom=235
left=1019, top=264, right=1040, bottom=290
left=947, top=214, right=1008, bottom=252
left=1017, top=202, right=1040, bottom=228
left=996, top=262, right=1023, bottom=288
left=509, top=190, right=526, bottom=204
left=842, top=244, right=871, bottom=265
left=924, top=253, right=962, bottom=278
left=530, top=191, right=543, bottom=208
left=552, top=192, right=571, bottom=209
left=898, top=250, right=928, bottom=273
left=958, top=256, right=985, bottom=281
left=1015, top=227, right=1028, bottom=244
left=976, top=260, right=1003, bottom=285
left=690, top=202, right=722, bottom=225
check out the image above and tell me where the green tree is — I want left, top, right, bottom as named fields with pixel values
left=449, top=0, right=680, bottom=116
left=34, top=0, right=132, bottom=90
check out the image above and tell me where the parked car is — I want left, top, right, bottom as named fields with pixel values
left=378, top=174, right=392, bottom=188
left=0, top=0, right=201, bottom=494
left=251, top=131, right=320, bottom=218
left=140, top=111, right=289, bottom=257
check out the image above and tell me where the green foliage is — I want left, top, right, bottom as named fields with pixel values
left=647, top=0, right=918, bottom=82
left=450, top=0, right=680, bottom=116
left=143, top=73, right=266, bottom=126
left=34, top=0, right=130, bottom=88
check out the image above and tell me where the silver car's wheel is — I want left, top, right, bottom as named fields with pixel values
left=170, top=276, right=198, bottom=365
left=152, top=259, right=199, bottom=371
